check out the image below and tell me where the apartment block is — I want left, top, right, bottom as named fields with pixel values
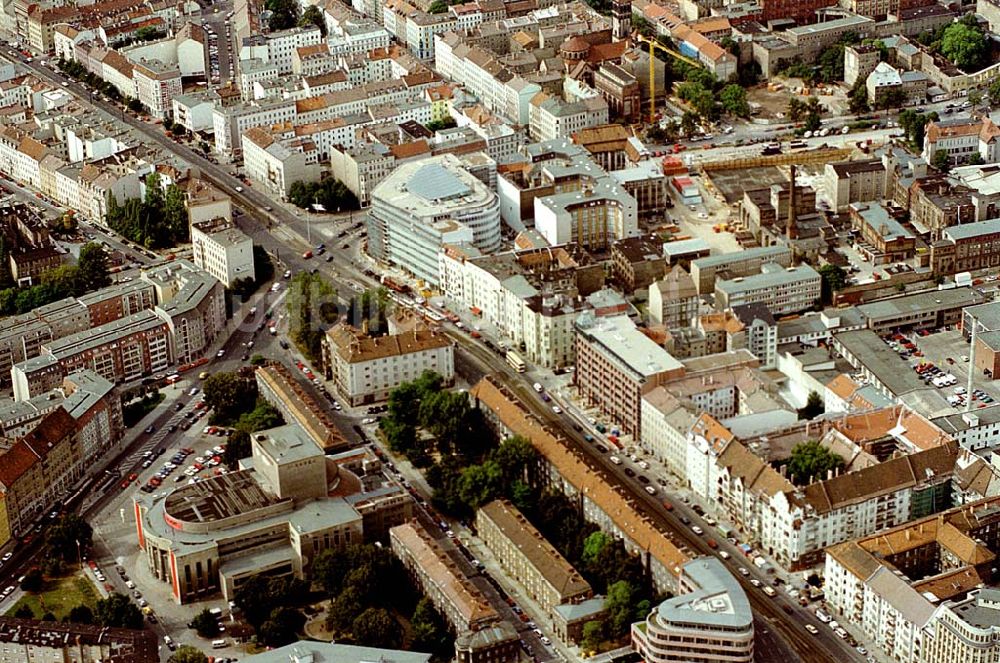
left=0, top=409, right=81, bottom=546
left=825, top=495, right=1000, bottom=663
left=323, top=324, right=454, bottom=406
left=255, top=363, right=348, bottom=453
left=476, top=499, right=592, bottom=616
left=390, top=520, right=500, bottom=633
left=469, top=375, right=690, bottom=593
left=686, top=411, right=959, bottom=569
left=0, top=618, right=157, bottom=663
left=609, top=235, right=666, bottom=293
left=191, top=217, right=256, bottom=288
left=437, top=242, right=604, bottom=370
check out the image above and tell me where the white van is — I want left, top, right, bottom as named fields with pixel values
left=533, top=383, right=543, bottom=393
left=609, top=456, right=621, bottom=465
left=212, top=639, right=228, bottom=649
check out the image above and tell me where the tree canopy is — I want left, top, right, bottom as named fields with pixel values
left=940, top=21, right=988, bottom=71
left=288, top=178, right=358, bottom=212
left=95, top=593, right=143, bottom=629
left=787, top=440, right=845, bottom=485
left=265, top=0, right=300, bottom=30
left=106, top=174, right=188, bottom=248
left=719, top=84, right=750, bottom=118
left=818, top=264, right=847, bottom=305
left=169, top=646, right=208, bottom=663
left=299, top=5, right=326, bottom=35
left=202, top=371, right=258, bottom=424
left=46, top=514, right=93, bottom=563
left=191, top=609, right=219, bottom=638
left=351, top=608, right=403, bottom=649
left=286, top=271, right=339, bottom=361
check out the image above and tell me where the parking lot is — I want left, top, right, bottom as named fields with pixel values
left=882, top=328, right=1000, bottom=412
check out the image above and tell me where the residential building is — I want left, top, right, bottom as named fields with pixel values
left=865, top=61, right=927, bottom=107
left=190, top=217, right=255, bottom=288
left=143, top=259, right=227, bottom=366
left=647, top=267, right=698, bottom=329
left=255, top=363, right=348, bottom=453
left=632, top=557, right=754, bottom=663
left=477, top=499, right=592, bottom=616
left=132, top=59, right=182, bottom=120
left=242, top=126, right=321, bottom=199
left=574, top=312, right=685, bottom=438
left=469, top=375, right=690, bottom=593
left=714, top=263, right=821, bottom=316
left=640, top=386, right=698, bottom=479
left=11, top=311, right=171, bottom=400
left=135, top=424, right=377, bottom=604
left=0, top=371, right=122, bottom=546
left=529, top=93, right=609, bottom=142
left=689, top=245, right=793, bottom=294
left=924, top=117, right=1000, bottom=166
left=0, top=618, right=158, bottom=663
left=368, top=154, right=500, bottom=284
left=825, top=495, right=1000, bottom=663
left=322, top=324, right=455, bottom=406
left=732, top=303, right=778, bottom=371
left=391, top=520, right=500, bottom=632
left=437, top=243, right=604, bottom=369
left=0, top=409, right=80, bottom=547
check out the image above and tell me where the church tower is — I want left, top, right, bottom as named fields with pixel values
left=612, top=0, right=631, bottom=42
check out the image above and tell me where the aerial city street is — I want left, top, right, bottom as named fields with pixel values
left=0, top=0, right=998, bottom=661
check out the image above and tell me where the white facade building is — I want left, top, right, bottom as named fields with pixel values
left=367, top=154, right=501, bottom=285
left=190, top=218, right=255, bottom=288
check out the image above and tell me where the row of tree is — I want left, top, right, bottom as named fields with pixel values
left=55, top=58, right=123, bottom=103
left=106, top=173, right=188, bottom=249
left=286, top=271, right=340, bottom=361
left=232, top=576, right=309, bottom=647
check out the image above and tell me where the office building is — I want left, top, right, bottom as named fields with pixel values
left=368, top=154, right=501, bottom=285
left=323, top=324, right=454, bottom=406
left=574, top=313, right=685, bottom=439
left=689, top=245, right=793, bottom=294
left=632, top=557, right=754, bottom=663
left=715, top=263, right=821, bottom=316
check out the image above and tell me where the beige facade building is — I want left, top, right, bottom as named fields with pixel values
left=476, top=499, right=592, bottom=616
left=648, top=267, right=698, bottom=329
left=323, top=324, right=454, bottom=406
left=390, top=520, right=500, bottom=633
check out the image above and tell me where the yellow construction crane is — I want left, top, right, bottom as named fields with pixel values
left=636, top=35, right=701, bottom=125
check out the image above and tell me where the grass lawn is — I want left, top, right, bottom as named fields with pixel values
left=6, top=574, right=99, bottom=621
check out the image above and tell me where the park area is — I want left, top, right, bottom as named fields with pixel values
left=6, top=573, right=99, bottom=621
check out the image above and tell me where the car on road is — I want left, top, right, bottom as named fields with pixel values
left=144, top=425, right=155, bottom=434
left=1, top=553, right=11, bottom=562
left=644, top=485, right=656, bottom=495
left=216, top=350, right=225, bottom=358
left=738, top=567, right=749, bottom=576
left=692, top=525, right=704, bottom=535
left=805, top=624, right=818, bottom=634
left=763, top=586, right=776, bottom=597
left=551, top=405, right=561, bottom=414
